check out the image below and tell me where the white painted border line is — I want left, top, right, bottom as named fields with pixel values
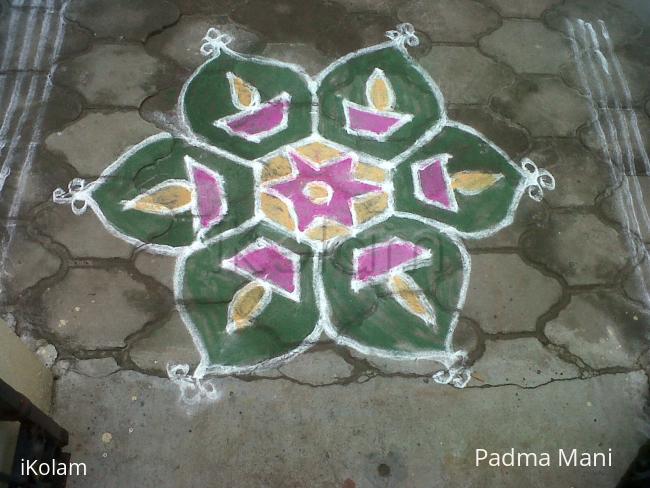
left=566, top=18, right=650, bottom=307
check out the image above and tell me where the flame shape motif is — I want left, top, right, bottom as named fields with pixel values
left=387, top=272, right=437, bottom=329
left=122, top=180, right=193, bottom=215
left=227, top=72, right=260, bottom=110
left=366, top=68, right=395, bottom=111
left=451, top=171, right=504, bottom=196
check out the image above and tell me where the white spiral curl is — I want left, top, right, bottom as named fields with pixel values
left=520, top=158, right=555, bottom=202
left=385, top=23, right=420, bottom=47
left=52, top=178, right=91, bottom=215
left=200, top=28, right=233, bottom=57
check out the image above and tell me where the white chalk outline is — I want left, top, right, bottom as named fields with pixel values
left=566, top=18, right=650, bottom=307
left=366, top=68, right=396, bottom=111
left=51, top=25, right=554, bottom=381
left=387, top=271, right=437, bottom=330
left=411, top=153, right=459, bottom=213
left=185, top=155, right=228, bottom=235
left=226, top=71, right=261, bottom=110
left=260, top=147, right=391, bottom=249
left=350, top=237, right=432, bottom=292
left=397, top=120, right=538, bottom=241
left=341, top=66, right=413, bottom=141
left=221, top=236, right=301, bottom=302
left=1, top=0, right=68, bottom=293
left=225, top=281, right=272, bottom=335
left=452, top=171, right=505, bottom=196
left=178, top=39, right=313, bottom=158
left=316, top=216, right=471, bottom=366
left=121, top=179, right=194, bottom=215
left=342, top=99, right=414, bottom=142
left=175, top=228, right=323, bottom=378
left=213, top=92, right=292, bottom=144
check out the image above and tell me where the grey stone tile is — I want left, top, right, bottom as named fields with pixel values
left=484, top=0, right=561, bottom=18
left=279, top=350, right=354, bottom=385
left=33, top=205, right=134, bottom=259
left=129, top=311, right=200, bottom=373
left=52, top=369, right=648, bottom=487
left=560, top=43, right=650, bottom=109
left=0, top=74, right=83, bottom=141
left=138, top=84, right=183, bottom=133
left=41, top=268, right=159, bottom=349
left=353, top=352, right=445, bottom=376
left=596, top=175, right=650, bottom=243
left=146, top=15, right=263, bottom=70
left=490, top=76, right=591, bottom=136
left=348, top=11, right=396, bottom=49
left=45, top=110, right=160, bottom=176
left=1, top=149, right=77, bottom=220
left=623, top=260, right=650, bottom=305
left=544, top=0, right=645, bottom=45
left=448, top=105, right=530, bottom=158
left=545, top=292, right=649, bottom=369
left=261, top=42, right=333, bottom=76
left=171, top=0, right=235, bottom=15
left=526, top=138, right=612, bottom=207
left=420, top=46, right=515, bottom=105
left=347, top=317, right=481, bottom=373
left=133, top=251, right=176, bottom=290
left=230, top=0, right=362, bottom=58
left=579, top=110, right=650, bottom=176
left=397, top=0, right=499, bottom=44
left=466, top=195, right=549, bottom=249
left=55, top=44, right=177, bottom=107
left=480, top=20, right=571, bottom=74
left=521, top=212, right=630, bottom=285
left=0, top=9, right=89, bottom=71
left=452, top=317, right=482, bottom=364
left=472, top=338, right=580, bottom=387
left=66, top=0, right=179, bottom=42
left=463, top=253, right=562, bottom=333
left=335, top=0, right=400, bottom=15
left=71, top=357, right=121, bottom=378
left=1, top=229, right=60, bottom=294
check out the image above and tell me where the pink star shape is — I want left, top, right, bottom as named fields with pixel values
left=269, top=150, right=382, bottom=231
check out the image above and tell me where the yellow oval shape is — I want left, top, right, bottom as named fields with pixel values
left=388, top=273, right=437, bottom=327
left=227, top=282, right=270, bottom=333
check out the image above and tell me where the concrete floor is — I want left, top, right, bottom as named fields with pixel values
left=0, top=0, right=649, bottom=486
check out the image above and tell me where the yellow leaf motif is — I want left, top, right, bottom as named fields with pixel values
left=227, top=72, right=260, bottom=110
left=451, top=171, right=504, bottom=195
left=123, top=180, right=193, bottom=215
left=387, top=272, right=437, bottom=328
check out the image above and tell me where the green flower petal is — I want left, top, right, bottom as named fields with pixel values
left=180, top=222, right=319, bottom=374
left=393, top=123, right=526, bottom=237
left=321, top=216, right=468, bottom=358
left=182, top=49, right=313, bottom=160
left=317, top=44, right=444, bottom=160
left=91, top=134, right=255, bottom=252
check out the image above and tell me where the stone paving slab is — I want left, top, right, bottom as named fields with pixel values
left=0, top=0, right=647, bottom=486
left=463, top=253, right=562, bottom=334
left=66, top=0, right=180, bottom=42
left=53, top=370, right=648, bottom=488
left=419, top=46, right=515, bottom=105
left=55, top=44, right=178, bottom=107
